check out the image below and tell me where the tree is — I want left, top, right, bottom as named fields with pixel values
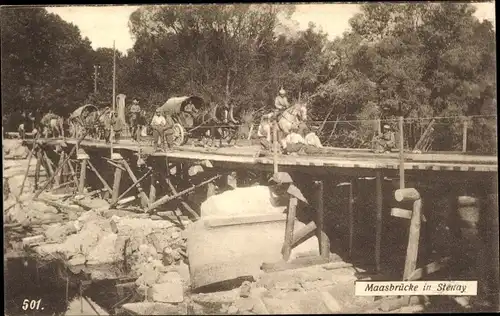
left=1, top=7, right=95, bottom=130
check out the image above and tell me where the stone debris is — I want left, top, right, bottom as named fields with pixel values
left=3, top=139, right=29, bottom=159
left=239, top=281, right=252, bottom=298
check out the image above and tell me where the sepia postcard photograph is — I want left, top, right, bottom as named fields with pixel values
left=2, top=2, right=498, bottom=315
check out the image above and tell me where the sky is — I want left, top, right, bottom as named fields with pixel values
left=45, top=3, right=496, bottom=54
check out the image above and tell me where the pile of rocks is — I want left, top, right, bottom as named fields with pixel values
left=3, top=139, right=29, bottom=160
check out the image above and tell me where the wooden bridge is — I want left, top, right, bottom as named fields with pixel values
left=18, top=137, right=498, bottom=278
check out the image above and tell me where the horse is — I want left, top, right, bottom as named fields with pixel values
left=40, top=113, right=65, bottom=138
left=274, top=103, right=308, bottom=149
left=202, top=103, right=239, bottom=147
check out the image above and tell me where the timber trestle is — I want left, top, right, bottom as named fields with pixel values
left=19, top=140, right=227, bottom=223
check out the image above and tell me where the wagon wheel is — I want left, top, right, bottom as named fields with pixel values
left=172, top=123, right=187, bottom=146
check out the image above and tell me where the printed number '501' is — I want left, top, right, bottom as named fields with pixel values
left=22, top=299, right=42, bottom=310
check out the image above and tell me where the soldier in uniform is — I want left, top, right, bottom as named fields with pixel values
left=375, top=124, right=395, bottom=153
left=129, top=99, right=142, bottom=141
left=274, top=89, right=289, bottom=119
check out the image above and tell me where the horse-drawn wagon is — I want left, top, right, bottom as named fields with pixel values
left=68, top=104, right=111, bottom=140
left=157, top=96, right=239, bottom=146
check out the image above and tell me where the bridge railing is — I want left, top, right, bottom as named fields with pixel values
left=309, top=115, right=497, bottom=154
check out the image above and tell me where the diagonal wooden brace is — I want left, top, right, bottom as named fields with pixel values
left=146, top=175, right=220, bottom=213
left=86, top=159, right=112, bottom=199
left=121, top=159, right=150, bottom=208
left=166, top=178, right=200, bottom=220
left=109, top=168, right=152, bottom=208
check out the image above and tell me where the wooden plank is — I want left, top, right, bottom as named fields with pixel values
left=282, top=196, right=298, bottom=261
left=261, top=255, right=329, bottom=273
left=391, top=207, right=412, bottom=219
left=204, top=213, right=286, bottom=228
left=290, top=221, right=317, bottom=249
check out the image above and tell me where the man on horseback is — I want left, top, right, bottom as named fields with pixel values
left=129, top=99, right=141, bottom=141
left=274, top=89, right=290, bottom=120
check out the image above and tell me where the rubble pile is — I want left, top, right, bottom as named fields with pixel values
left=3, top=139, right=29, bottom=159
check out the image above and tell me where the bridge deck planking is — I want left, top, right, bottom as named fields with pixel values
left=24, top=138, right=498, bottom=173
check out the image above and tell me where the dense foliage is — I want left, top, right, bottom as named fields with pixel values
left=1, top=4, right=496, bottom=152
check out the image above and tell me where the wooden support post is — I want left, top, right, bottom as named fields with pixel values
left=19, top=134, right=41, bottom=196
left=462, top=120, right=468, bottom=153
left=121, top=159, right=150, bottom=208
left=34, top=149, right=42, bottom=191
left=375, top=170, right=383, bottom=273
left=111, top=159, right=123, bottom=204
left=78, top=159, right=88, bottom=194
left=348, top=181, right=354, bottom=258
left=86, top=160, right=112, bottom=199
left=273, top=121, right=278, bottom=174
left=399, top=116, right=405, bottom=189
left=55, top=150, right=65, bottom=186
left=110, top=168, right=152, bottom=208
left=316, top=180, right=330, bottom=259
left=33, top=126, right=96, bottom=199
left=43, top=151, right=59, bottom=186
left=393, top=188, right=422, bottom=280
left=149, top=172, right=156, bottom=206
left=206, top=181, right=216, bottom=198
left=66, top=159, right=79, bottom=188
left=281, top=196, right=298, bottom=261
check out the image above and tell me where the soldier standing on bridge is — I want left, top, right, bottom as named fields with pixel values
left=375, top=124, right=395, bottom=153
left=129, top=99, right=142, bottom=141
left=151, top=109, right=167, bottom=152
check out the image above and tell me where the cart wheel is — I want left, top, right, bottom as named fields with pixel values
left=172, top=123, right=186, bottom=146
